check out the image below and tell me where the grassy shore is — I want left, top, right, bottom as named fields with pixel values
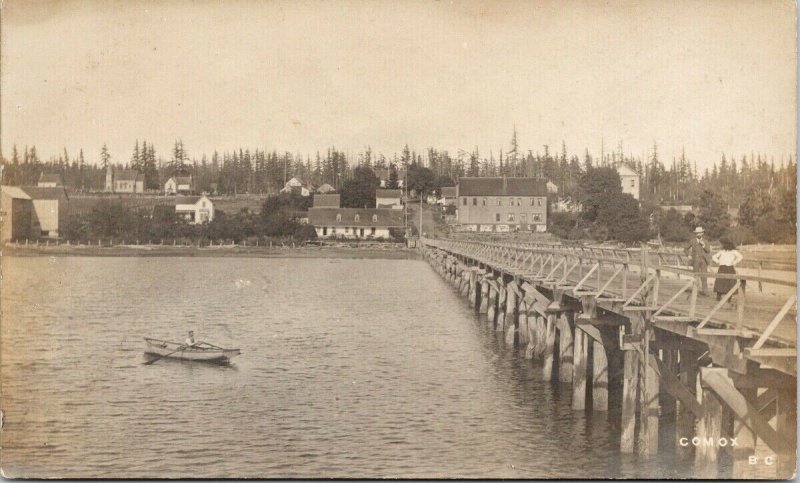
left=2, top=243, right=420, bottom=260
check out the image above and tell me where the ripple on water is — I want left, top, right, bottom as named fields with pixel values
left=1, top=257, right=699, bottom=479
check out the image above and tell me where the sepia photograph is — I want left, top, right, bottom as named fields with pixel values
left=0, top=0, right=796, bottom=479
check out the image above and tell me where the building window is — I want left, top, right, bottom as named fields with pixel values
left=533, top=214, right=541, bottom=222
left=497, top=198, right=502, bottom=206
left=355, top=214, right=360, bottom=222
left=472, top=197, right=477, bottom=206
left=482, top=198, right=486, bottom=206
left=537, top=199, right=541, bottom=207
left=462, top=197, right=467, bottom=206
left=530, top=198, right=535, bottom=206
left=508, top=213, right=514, bottom=222
left=323, top=227, right=328, bottom=236
left=517, top=198, right=521, bottom=206
left=372, top=214, right=378, bottom=222
left=521, top=214, right=527, bottom=224
left=495, top=213, right=501, bottom=222
left=336, top=213, right=342, bottom=222
left=631, top=179, right=635, bottom=188
left=370, top=227, right=376, bottom=236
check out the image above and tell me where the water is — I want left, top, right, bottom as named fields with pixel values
left=2, top=255, right=685, bottom=478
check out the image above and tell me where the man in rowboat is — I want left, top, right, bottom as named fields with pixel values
left=184, top=331, right=198, bottom=348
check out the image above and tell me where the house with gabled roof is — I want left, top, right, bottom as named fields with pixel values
left=456, top=177, right=548, bottom=232
left=105, top=166, right=144, bottom=193
left=165, top=175, right=193, bottom=195
left=175, top=195, right=214, bottom=224
left=375, top=188, right=402, bottom=209
left=309, top=207, right=404, bottom=239
left=38, top=173, right=64, bottom=188
left=617, top=164, right=640, bottom=200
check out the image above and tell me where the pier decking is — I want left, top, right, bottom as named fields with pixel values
left=422, top=237, right=796, bottom=479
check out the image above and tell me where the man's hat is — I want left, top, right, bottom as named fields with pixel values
left=694, top=227, right=705, bottom=234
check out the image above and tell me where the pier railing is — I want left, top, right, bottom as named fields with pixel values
left=422, top=237, right=797, bottom=350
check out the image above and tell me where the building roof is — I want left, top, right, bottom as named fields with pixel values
left=376, top=167, right=406, bottom=180
left=1, top=186, right=32, bottom=200
left=617, top=165, right=638, bottom=177
left=457, top=177, right=548, bottom=197
left=171, top=176, right=193, bottom=185
left=317, top=183, right=336, bottom=193
left=441, top=186, right=457, bottom=197
left=20, top=186, right=69, bottom=201
left=313, top=194, right=341, bottom=207
left=309, top=207, right=405, bottom=227
left=38, top=173, right=64, bottom=185
left=115, top=170, right=143, bottom=182
left=376, top=188, right=402, bottom=198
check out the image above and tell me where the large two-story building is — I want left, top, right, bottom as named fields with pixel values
left=456, top=177, right=548, bottom=232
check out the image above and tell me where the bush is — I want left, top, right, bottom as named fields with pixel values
left=293, top=224, right=318, bottom=242
left=754, top=215, right=796, bottom=244
left=725, top=225, right=758, bottom=246
left=659, top=208, right=692, bottom=242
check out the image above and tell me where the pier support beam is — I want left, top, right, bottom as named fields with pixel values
left=543, top=314, right=557, bottom=381
left=572, top=327, right=588, bottom=409
left=496, top=281, right=507, bottom=333
left=504, top=281, right=518, bottom=345
left=731, top=387, right=757, bottom=478
left=487, top=283, right=497, bottom=326
left=534, top=315, right=547, bottom=359
left=558, top=314, right=574, bottom=383
left=694, top=382, right=724, bottom=478
left=776, top=387, right=797, bottom=479
left=638, top=352, right=660, bottom=456
left=620, top=349, right=639, bottom=453
left=592, top=339, right=609, bottom=411
left=676, top=348, right=700, bottom=459
left=479, top=279, right=489, bottom=313
left=518, top=300, right=529, bottom=346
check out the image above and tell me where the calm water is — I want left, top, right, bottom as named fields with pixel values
left=2, top=255, right=685, bottom=478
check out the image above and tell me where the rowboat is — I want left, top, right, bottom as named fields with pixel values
left=144, top=337, right=241, bottom=364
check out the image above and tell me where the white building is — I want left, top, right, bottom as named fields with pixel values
left=175, top=195, right=214, bottom=224
left=375, top=188, right=402, bottom=209
left=617, top=165, right=640, bottom=200
left=280, top=177, right=311, bottom=196
left=165, top=176, right=193, bottom=195
left=308, top=207, right=404, bottom=239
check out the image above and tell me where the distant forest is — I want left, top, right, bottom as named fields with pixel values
left=1, top=130, right=796, bottom=244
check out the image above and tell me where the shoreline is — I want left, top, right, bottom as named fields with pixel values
left=1, top=244, right=421, bottom=260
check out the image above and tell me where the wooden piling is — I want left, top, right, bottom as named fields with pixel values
left=504, top=281, right=517, bottom=345
left=694, top=382, right=723, bottom=478
left=543, top=314, right=557, bottom=380
left=592, top=339, right=609, bottom=411
left=496, top=281, right=506, bottom=333
left=676, top=349, right=699, bottom=459
left=534, top=315, right=546, bottom=359
left=776, top=387, right=797, bottom=479
left=487, top=284, right=497, bottom=326
left=731, top=387, right=757, bottom=478
left=638, top=352, right=660, bottom=456
left=518, top=301, right=529, bottom=346
left=620, top=349, right=639, bottom=453
left=558, top=314, right=574, bottom=383
left=479, top=279, right=489, bottom=313
left=572, top=327, right=587, bottom=409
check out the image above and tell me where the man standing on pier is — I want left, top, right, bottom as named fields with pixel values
left=686, top=226, right=712, bottom=296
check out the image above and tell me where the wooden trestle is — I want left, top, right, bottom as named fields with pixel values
left=422, top=238, right=796, bottom=478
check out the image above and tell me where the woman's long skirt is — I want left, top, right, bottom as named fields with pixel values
left=714, top=265, right=737, bottom=295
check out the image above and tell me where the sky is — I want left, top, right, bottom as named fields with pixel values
left=1, top=0, right=796, bottom=169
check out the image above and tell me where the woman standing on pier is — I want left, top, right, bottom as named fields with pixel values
left=712, top=237, right=743, bottom=301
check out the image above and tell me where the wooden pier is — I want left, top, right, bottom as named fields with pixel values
left=421, top=237, right=796, bottom=479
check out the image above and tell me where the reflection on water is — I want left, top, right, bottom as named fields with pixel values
left=3, top=256, right=696, bottom=478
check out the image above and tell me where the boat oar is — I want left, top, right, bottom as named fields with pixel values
left=143, top=344, right=189, bottom=365
left=198, top=341, right=224, bottom=350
